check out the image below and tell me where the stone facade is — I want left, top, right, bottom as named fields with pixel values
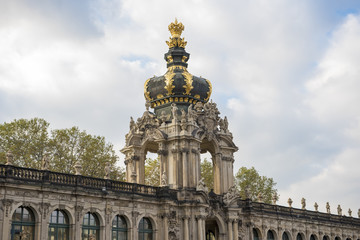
left=0, top=166, right=359, bottom=240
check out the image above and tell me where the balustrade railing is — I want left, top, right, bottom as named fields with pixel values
left=0, top=164, right=162, bottom=197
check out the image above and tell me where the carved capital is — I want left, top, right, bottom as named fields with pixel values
left=75, top=205, right=84, bottom=222
left=157, top=149, right=168, bottom=156
left=131, top=155, right=140, bottom=161
left=1, top=199, right=14, bottom=217
left=191, top=148, right=200, bottom=154
left=181, top=148, right=189, bottom=153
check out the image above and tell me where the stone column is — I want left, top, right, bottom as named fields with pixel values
left=213, top=153, right=222, bottom=194
left=181, top=148, right=188, bottom=188
left=227, top=219, right=233, bottom=240
left=183, top=217, right=189, bottom=240
left=197, top=216, right=206, bottom=240
left=233, top=220, right=238, bottom=240
left=170, top=148, right=179, bottom=188
left=163, top=215, right=169, bottom=240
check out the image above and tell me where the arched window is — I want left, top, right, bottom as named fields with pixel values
left=82, top=212, right=100, bottom=240
left=11, top=206, right=35, bottom=240
left=267, top=230, right=275, bottom=240
left=138, top=217, right=153, bottom=240
left=253, top=228, right=260, bottom=240
left=297, top=233, right=303, bottom=240
left=283, top=232, right=289, bottom=240
left=112, top=215, right=127, bottom=240
left=49, top=209, right=69, bottom=240
left=310, top=235, right=317, bottom=240
left=323, top=235, right=330, bottom=240
left=335, top=237, right=341, bottom=240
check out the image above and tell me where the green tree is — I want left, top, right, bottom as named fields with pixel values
left=144, top=157, right=160, bottom=186
left=0, top=118, right=124, bottom=180
left=235, top=166, right=278, bottom=204
left=0, top=118, right=49, bottom=168
left=201, top=158, right=214, bottom=190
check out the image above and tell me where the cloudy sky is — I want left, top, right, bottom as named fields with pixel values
left=1, top=0, right=360, bottom=214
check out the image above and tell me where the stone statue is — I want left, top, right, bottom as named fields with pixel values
left=171, top=103, right=178, bottom=121
left=187, top=105, right=197, bottom=124
left=196, top=177, right=208, bottom=193
left=337, top=205, right=342, bottom=215
left=288, top=198, right=293, bottom=208
left=272, top=193, right=278, bottom=204
left=194, top=102, right=203, bottom=112
left=348, top=208, right=352, bottom=217
left=104, top=162, right=110, bottom=179
left=161, top=171, right=167, bottom=186
left=160, top=111, right=167, bottom=123
left=301, top=198, right=306, bottom=210
left=219, top=118, right=225, bottom=133
left=223, top=185, right=239, bottom=205
left=224, top=116, right=229, bottom=132
left=145, top=100, right=150, bottom=111
left=326, top=202, right=330, bottom=214
left=6, top=150, right=13, bottom=165
left=74, top=161, right=82, bottom=175
left=180, top=109, right=187, bottom=131
left=314, top=202, right=319, bottom=212
left=41, top=153, right=49, bottom=170
left=130, top=117, right=135, bottom=130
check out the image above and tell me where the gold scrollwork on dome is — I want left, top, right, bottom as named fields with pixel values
left=144, top=78, right=152, bottom=101
left=182, top=70, right=193, bottom=95
left=164, top=69, right=176, bottom=95
left=182, top=56, right=188, bottom=62
left=167, top=55, right=173, bottom=63
left=167, top=65, right=187, bottom=71
left=204, top=79, right=212, bottom=102
left=166, top=37, right=187, bottom=48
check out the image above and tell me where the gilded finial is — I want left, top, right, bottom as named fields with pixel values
left=166, top=19, right=187, bottom=48
left=168, top=18, right=184, bottom=38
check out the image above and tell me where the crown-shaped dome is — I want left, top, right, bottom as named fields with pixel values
left=144, top=19, right=212, bottom=116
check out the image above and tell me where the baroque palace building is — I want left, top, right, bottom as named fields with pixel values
left=0, top=19, right=359, bottom=240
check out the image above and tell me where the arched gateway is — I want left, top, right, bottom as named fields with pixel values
left=121, top=19, right=238, bottom=195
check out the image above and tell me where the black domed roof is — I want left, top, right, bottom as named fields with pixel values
left=144, top=19, right=212, bottom=116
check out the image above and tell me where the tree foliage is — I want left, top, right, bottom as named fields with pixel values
left=235, top=166, right=278, bottom=204
left=0, top=118, right=124, bottom=180
left=144, top=157, right=160, bottom=186
left=201, top=158, right=214, bottom=190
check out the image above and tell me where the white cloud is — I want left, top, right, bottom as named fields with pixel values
left=0, top=0, right=360, bottom=213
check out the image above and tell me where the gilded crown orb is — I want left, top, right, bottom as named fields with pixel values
left=168, top=18, right=184, bottom=38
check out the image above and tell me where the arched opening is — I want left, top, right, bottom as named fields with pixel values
left=323, top=235, right=330, bottom=240
left=335, top=237, right=341, bottom=240
left=49, top=209, right=70, bottom=240
left=310, top=234, right=317, bottom=240
left=200, top=151, right=214, bottom=191
left=205, top=219, right=219, bottom=240
left=267, top=230, right=275, bottom=240
left=143, top=141, right=160, bottom=186
left=138, top=217, right=153, bottom=240
left=253, top=228, right=261, bottom=240
left=11, top=206, right=35, bottom=240
left=297, top=233, right=304, bottom=240
left=112, top=215, right=128, bottom=240
left=200, top=138, right=219, bottom=193
left=82, top=212, right=100, bottom=240
left=282, top=232, right=290, bottom=240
